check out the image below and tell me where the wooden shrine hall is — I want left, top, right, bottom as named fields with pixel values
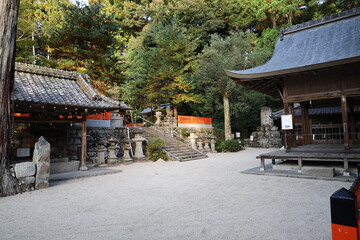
left=12, top=62, right=131, bottom=170
left=225, top=8, right=360, bottom=175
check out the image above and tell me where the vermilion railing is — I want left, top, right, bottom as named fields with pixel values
left=178, top=115, right=212, bottom=125
left=86, top=112, right=111, bottom=120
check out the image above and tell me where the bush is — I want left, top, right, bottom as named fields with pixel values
left=149, top=149, right=168, bottom=161
left=215, top=139, right=242, bottom=152
left=147, top=138, right=168, bottom=161
left=180, top=128, right=190, bottom=137
left=147, top=138, right=165, bottom=153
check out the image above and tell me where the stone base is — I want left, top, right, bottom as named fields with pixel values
left=50, top=161, right=80, bottom=174
left=301, top=166, right=335, bottom=177
left=79, top=166, right=88, bottom=171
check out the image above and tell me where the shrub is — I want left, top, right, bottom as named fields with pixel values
left=147, top=138, right=165, bottom=153
left=216, top=139, right=242, bottom=152
left=149, top=149, right=168, bottom=161
left=147, top=138, right=168, bottom=161
left=180, top=128, right=190, bottom=137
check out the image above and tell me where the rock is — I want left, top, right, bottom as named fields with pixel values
left=19, top=176, right=36, bottom=185
left=14, top=162, right=36, bottom=178
left=33, top=136, right=51, bottom=190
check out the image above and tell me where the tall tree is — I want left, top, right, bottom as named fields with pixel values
left=44, top=3, right=122, bottom=92
left=0, top=0, right=21, bottom=196
left=194, top=31, right=271, bottom=140
left=125, top=22, right=201, bottom=116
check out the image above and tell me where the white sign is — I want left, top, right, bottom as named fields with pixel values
left=16, top=148, right=30, bottom=157
left=281, top=114, right=293, bottom=130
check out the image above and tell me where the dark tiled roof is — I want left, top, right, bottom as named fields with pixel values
left=226, top=8, right=360, bottom=80
left=13, top=63, right=132, bottom=111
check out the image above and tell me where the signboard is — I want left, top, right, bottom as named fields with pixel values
left=16, top=148, right=30, bottom=158
left=281, top=114, right=293, bottom=130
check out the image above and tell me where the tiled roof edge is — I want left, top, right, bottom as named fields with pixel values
left=15, top=62, right=87, bottom=80
left=76, top=75, right=124, bottom=108
left=281, top=7, right=360, bottom=36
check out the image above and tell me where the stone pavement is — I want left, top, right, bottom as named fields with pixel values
left=0, top=148, right=351, bottom=240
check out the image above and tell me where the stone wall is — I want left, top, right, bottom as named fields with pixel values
left=68, top=126, right=128, bottom=163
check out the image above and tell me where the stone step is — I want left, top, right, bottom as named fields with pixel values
left=180, top=156, right=207, bottom=161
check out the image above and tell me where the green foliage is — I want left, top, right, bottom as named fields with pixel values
left=147, top=138, right=165, bottom=153
left=146, top=138, right=168, bottom=161
left=215, top=140, right=242, bottom=152
left=180, top=128, right=190, bottom=137
left=149, top=150, right=168, bottom=162
left=42, top=3, right=124, bottom=92
left=125, top=22, right=202, bottom=108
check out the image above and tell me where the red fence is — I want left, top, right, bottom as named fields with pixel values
left=86, top=112, right=111, bottom=120
left=178, top=115, right=212, bottom=125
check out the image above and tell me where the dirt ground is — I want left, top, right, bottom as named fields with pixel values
left=0, top=148, right=349, bottom=240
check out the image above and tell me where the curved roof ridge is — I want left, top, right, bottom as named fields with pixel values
left=15, top=62, right=85, bottom=80
left=282, top=7, right=360, bottom=36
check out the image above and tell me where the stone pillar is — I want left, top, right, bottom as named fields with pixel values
left=132, top=127, right=146, bottom=161
left=121, top=140, right=133, bottom=164
left=197, top=139, right=204, bottom=150
left=188, top=130, right=198, bottom=149
left=95, top=141, right=107, bottom=167
left=107, top=136, right=119, bottom=165
left=111, top=112, right=124, bottom=128
left=210, top=138, right=217, bottom=153
left=203, top=136, right=211, bottom=151
left=261, top=107, right=273, bottom=126
left=33, top=136, right=51, bottom=190
left=155, top=110, right=162, bottom=125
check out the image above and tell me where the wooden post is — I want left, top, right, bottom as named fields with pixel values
left=300, top=102, right=311, bottom=145
left=289, top=103, right=296, bottom=149
left=341, top=96, right=350, bottom=150
left=283, top=101, right=291, bottom=151
left=80, top=118, right=88, bottom=171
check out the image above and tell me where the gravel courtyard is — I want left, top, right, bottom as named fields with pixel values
left=0, top=148, right=349, bottom=240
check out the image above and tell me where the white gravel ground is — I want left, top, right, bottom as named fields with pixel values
left=0, top=148, right=349, bottom=240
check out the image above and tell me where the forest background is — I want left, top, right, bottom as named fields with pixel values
left=16, top=0, right=360, bottom=139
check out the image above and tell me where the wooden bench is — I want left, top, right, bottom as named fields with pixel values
left=256, top=149, right=360, bottom=176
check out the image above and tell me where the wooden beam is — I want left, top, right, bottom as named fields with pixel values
left=80, top=118, right=88, bottom=171
left=341, top=95, right=350, bottom=150
left=300, top=102, right=311, bottom=145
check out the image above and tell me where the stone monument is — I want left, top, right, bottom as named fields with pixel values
left=155, top=109, right=162, bottom=125
left=121, top=139, right=133, bottom=164
left=33, top=136, right=51, bottom=190
left=95, top=139, right=107, bottom=167
left=107, top=136, right=119, bottom=165
left=245, top=107, right=282, bottom=148
left=188, top=129, right=198, bottom=149
left=132, top=127, right=146, bottom=161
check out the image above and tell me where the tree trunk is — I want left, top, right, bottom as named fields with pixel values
left=223, top=93, right=232, bottom=140
left=173, top=104, right=178, bottom=126
left=0, top=0, right=21, bottom=197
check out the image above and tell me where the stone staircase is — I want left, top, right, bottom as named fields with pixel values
left=143, top=126, right=208, bottom=162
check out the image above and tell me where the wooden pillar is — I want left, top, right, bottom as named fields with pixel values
left=349, top=97, right=355, bottom=144
left=341, top=96, right=350, bottom=151
left=300, top=102, right=311, bottom=145
left=283, top=101, right=291, bottom=151
left=289, top=103, right=296, bottom=149
left=80, top=118, right=88, bottom=171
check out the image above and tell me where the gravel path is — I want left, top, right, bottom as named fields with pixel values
left=0, top=148, right=348, bottom=240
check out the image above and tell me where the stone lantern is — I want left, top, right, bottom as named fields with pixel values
left=188, top=129, right=198, bottom=149
left=210, top=136, right=217, bottom=153
left=197, top=137, right=204, bottom=150
left=154, top=108, right=162, bottom=125
left=107, top=136, right=119, bottom=165
left=95, top=139, right=107, bottom=167
left=132, top=127, right=146, bottom=161
left=121, top=139, right=133, bottom=164
left=203, top=135, right=211, bottom=152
